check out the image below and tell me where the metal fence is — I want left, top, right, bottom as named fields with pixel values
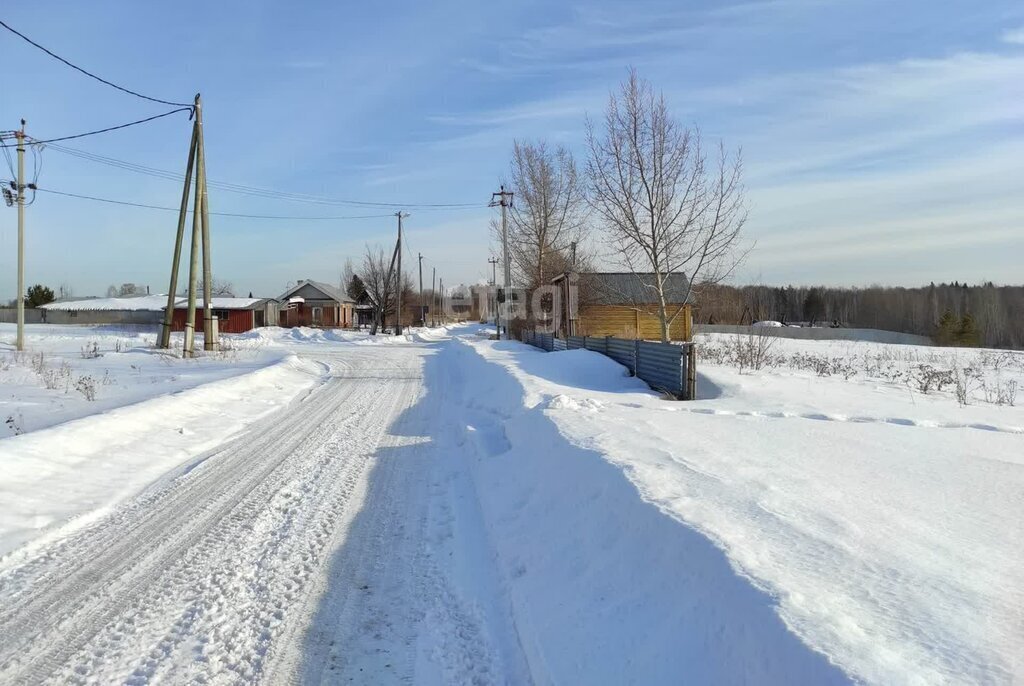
left=521, top=330, right=696, bottom=400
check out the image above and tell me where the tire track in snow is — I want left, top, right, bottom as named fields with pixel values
left=0, top=349, right=422, bottom=684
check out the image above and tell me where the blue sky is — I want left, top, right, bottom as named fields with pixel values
left=1, top=0, right=1022, bottom=299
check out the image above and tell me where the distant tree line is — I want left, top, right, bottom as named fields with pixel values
left=696, top=282, right=1024, bottom=349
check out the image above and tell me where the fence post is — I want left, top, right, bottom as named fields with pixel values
left=633, top=339, right=640, bottom=377
left=604, top=335, right=610, bottom=357
left=685, top=343, right=697, bottom=400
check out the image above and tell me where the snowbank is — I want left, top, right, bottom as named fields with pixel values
left=0, top=351, right=321, bottom=559
left=457, top=333, right=1024, bottom=684
left=437, top=339, right=850, bottom=683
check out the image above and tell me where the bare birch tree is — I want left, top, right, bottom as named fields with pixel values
left=493, top=140, right=588, bottom=292
left=360, top=244, right=412, bottom=334
left=361, top=244, right=395, bottom=334
left=586, top=69, right=748, bottom=342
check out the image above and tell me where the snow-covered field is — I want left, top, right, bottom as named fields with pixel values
left=0, top=324, right=321, bottom=556
left=463, top=332, right=1023, bottom=683
left=0, top=323, right=1020, bottom=684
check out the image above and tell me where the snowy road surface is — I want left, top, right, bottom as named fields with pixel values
left=0, top=346, right=421, bottom=683
left=1, top=326, right=1016, bottom=684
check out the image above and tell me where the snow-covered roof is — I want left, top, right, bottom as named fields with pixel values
left=41, top=295, right=170, bottom=311
left=41, top=296, right=266, bottom=312
left=177, top=297, right=265, bottom=310
left=277, top=279, right=353, bottom=304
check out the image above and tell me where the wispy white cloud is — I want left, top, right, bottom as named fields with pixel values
left=1001, top=26, right=1024, bottom=44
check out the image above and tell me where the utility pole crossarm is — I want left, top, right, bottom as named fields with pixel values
left=489, top=185, right=514, bottom=340
left=15, top=121, right=26, bottom=351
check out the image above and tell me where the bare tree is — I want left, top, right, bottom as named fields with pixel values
left=341, top=257, right=357, bottom=294
left=492, top=140, right=588, bottom=292
left=586, top=69, right=748, bottom=342
left=200, top=278, right=235, bottom=297
left=360, top=245, right=412, bottom=334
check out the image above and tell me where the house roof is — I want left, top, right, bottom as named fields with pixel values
left=174, top=297, right=267, bottom=310
left=43, top=296, right=270, bottom=312
left=277, top=279, right=353, bottom=304
left=41, top=295, right=169, bottom=311
left=557, top=272, right=693, bottom=305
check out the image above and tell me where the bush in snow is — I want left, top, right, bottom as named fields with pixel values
left=80, top=342, right=102, bottom=359
left=74, top=375, right=98, bottom=402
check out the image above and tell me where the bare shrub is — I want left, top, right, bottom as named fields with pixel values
left=733, top=329, right=779, bottom=374
left=80, top=342, right=102, bottom=359
left=907, top=364, right=954, bottom=394
left=74, top=375, right=98, bottom=401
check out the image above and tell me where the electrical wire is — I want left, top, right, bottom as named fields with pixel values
left=0, top=19, right=194, bottom=109
left=42, top=142, right=487, bottom=209
left=0, top=108, right=193, bottom=147
left=34, top=186, right=396, bottom=220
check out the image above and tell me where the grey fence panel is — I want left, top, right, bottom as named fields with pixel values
left=520, top=330, right=695, bottom=399
left=605, top=338, right=637, bottom=375
left=636, top=340, right=684, bottom=397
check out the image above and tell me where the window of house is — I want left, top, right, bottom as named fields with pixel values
left=214, top=309, right=230, bottom=320
left=312, top=307, right=323, bottom=324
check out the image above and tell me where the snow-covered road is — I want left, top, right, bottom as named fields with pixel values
left=0, top=343, right=492, bottom=684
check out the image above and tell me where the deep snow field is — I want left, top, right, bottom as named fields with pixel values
left=1, top=322, right=1021, bottom=684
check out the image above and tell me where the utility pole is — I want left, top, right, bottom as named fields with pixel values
left=197, top=97, right=217, bottom=351
left=487, top=256, right=499, bottom=332
left=439, top=278, right=443, bottom=325
left=15, top=121, right=25, bottom=351
left=394, top=211, right=408, bottom=335
left=431, top=267, right=436, bottom=327
left=159, top=117, right=198, bottom=348
left=161, top=93, right=217, bottom=356
left=418, top=252, right=424, bottom=327
left=489, top=186, right=514, bottom=339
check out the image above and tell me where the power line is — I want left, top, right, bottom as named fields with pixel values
left=42, top=142, right=487, bottom=209
left=0, top=108, right=193, bottom=147
left=0, top=18, right=194, bottom=109
left=35, top=187, right=396, bottom=220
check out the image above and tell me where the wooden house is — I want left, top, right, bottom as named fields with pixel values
left=553, top=272, right=693, bottom=341
left=276, top=280, right=354, bottom=328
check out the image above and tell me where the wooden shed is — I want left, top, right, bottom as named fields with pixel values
left=553, top=272, right=693, bottom=341
left=171, top=297, right=275, bottom=334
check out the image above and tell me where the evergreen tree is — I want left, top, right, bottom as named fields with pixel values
left=347, top=273, right=367, bottom=301
left=957, top=313, right=980, bottom=347
left=26, top=284, right=55, bottom=308
left=935, top=310, right=958, bottom=345
left=802, top=288, right=826, bottom=325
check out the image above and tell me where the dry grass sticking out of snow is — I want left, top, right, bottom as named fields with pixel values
left=697, top=332, right=1022, bottom=408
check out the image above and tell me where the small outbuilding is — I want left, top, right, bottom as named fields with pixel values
left=553, top=271, right=693, bottom=341
left=171, top=297, right=277, bottom=334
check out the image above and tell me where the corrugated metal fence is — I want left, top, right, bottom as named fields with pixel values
left=521, top=330, right=697, bottom=400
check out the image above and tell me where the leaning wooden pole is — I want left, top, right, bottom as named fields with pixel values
left=183, top=131, right=204, bottom=357
left=195, top=97, right=218, bottom=351
left=158, top=108, right=199, bottom=349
